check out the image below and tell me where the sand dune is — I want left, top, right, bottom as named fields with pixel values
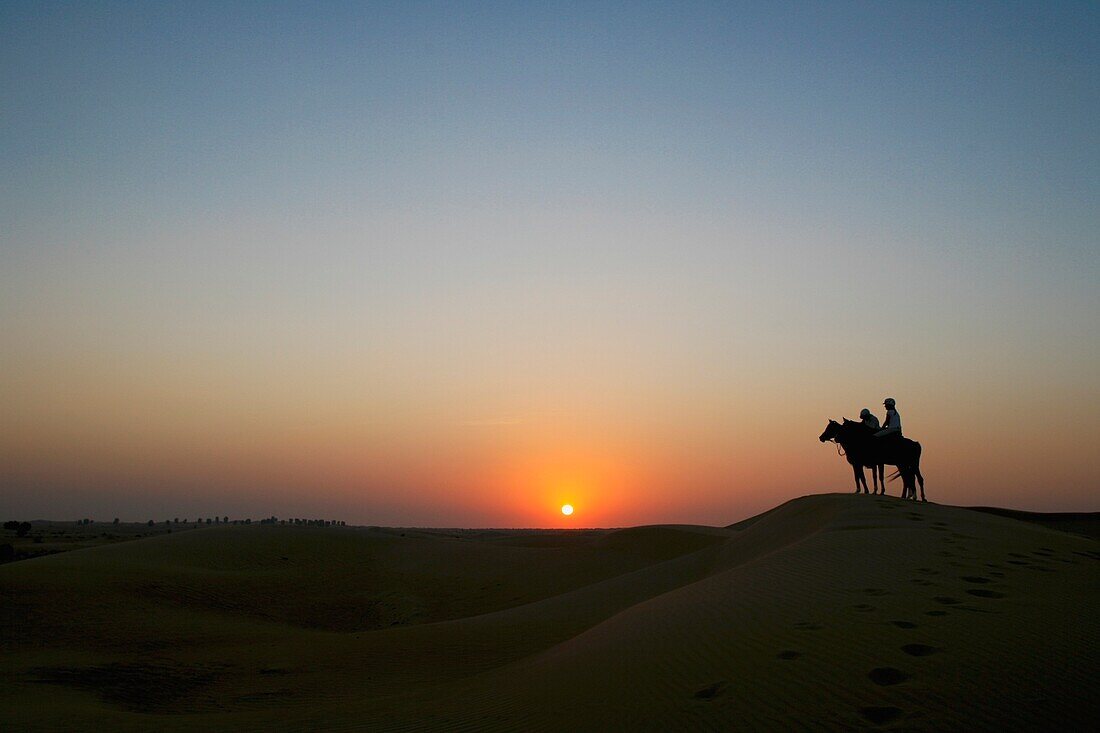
left=2, top=494, right=1097, bottom=731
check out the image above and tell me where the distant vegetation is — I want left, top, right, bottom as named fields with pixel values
left=4, top=520, right=33, bottom=537
left=0, top=515, right=348, bottom=565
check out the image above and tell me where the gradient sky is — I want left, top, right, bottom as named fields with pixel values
left=2, top=1, right=1098, bottom=526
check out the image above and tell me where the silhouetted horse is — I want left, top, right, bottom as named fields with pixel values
left=819, top=419, right=926, bottom=501
left=820, top=425, right=886, bottom=495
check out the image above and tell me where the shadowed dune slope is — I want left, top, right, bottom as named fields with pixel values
left=2, top=494, right=1097, bottom=732
left=968, top=506, right=1100, bottom=540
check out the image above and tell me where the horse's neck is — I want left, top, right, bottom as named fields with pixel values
left=838, top=424, right=870, bottom=447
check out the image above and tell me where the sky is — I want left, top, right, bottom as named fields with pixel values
left=2, top=1, right=1098, bottom=527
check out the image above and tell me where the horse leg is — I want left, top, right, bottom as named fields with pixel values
left=852, top=464, right=862, bottom=493
left=916, top=465, right=926, bottom=502
left=871, top=465, right=878, bottom=495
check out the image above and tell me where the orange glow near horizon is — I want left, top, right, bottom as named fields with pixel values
left=2, top=251, right=1099, bottom=527
left=3, top=379, right=1100, bottom=526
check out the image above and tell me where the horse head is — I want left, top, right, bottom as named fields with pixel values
left=819, top=419, right=841, bottom=443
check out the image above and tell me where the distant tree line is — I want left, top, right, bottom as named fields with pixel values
left=5, top=516, right=348, bottom=535
left=2, top=521, right=33, bottom=563
left=3, top=520, right=32, bottom=537
left=2, top=513, right=345, bottom=567
left=262, top=517, right=346, bottom=526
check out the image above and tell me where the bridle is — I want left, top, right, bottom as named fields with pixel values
left=826, top=423, right=845, bottom=456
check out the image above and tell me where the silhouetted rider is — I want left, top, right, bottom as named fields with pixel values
left=859, top=408, right=880, bottom=430
left=874, top=397, right=901, bottom=438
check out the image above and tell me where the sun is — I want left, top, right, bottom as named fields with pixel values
left=560, top=504, right=574, bottom=516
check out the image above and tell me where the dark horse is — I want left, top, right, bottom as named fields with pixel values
left=822, top=429, right=886, bottom=496
left=819, top=419, right=926, bottom=501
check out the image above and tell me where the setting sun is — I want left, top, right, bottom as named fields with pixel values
left=561, top=504, right=574, bottom=516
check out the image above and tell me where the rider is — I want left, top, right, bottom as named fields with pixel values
left=859, top=408, right=880, bottom=430
left=874, top=397, right=902, bottom=438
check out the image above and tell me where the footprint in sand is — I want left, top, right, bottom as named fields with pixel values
left=916, top=568, right=940, bottom=575
left=777, top=650, right=802, bottom=660
left=852, top=604, right=876, bottom=613
left=925, top=610, right=948, bottom=616
left=901, top=643, right=939, bottom=656
left=868, top=667, right=910, bottom=686
left=933, top=596, right=961, bottom=605
left=860, top=706, right=903, bottom=725
left=693, top=681, right=726, bottom=700
left=795, top=621, right=823, bottom=631
left=891, top=620, right=917, bottom=629
left=967, top=589, right=1006, bottom=599
left=960, top=576, right=991, bottom=584
left=1006, top=560, right=1030, bottom=566
left=862, top=588, right=890, bottom=596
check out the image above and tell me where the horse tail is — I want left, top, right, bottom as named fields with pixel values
left=913, top=441, right=925, bottom=497
left=886, top=469, right=901, bottom=482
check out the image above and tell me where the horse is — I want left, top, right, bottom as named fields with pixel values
left=819, top=423, right=886, bottom=495
left=828, top=419, right=925, bottom=501
left=819, top=419, right=926, bottom=501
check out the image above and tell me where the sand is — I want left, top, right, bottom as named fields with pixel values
left=1, top=494, right=1097, bottom=731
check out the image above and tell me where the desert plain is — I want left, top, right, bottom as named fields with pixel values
left=1, top=493, right=1097, bottom=731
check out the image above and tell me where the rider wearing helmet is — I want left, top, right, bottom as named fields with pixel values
left=874, top=398, right=902, bottom=438
left=859, top=408, right=880, bottom=430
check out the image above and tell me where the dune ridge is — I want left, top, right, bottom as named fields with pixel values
left=2, top=494, right=1097, bottom=731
